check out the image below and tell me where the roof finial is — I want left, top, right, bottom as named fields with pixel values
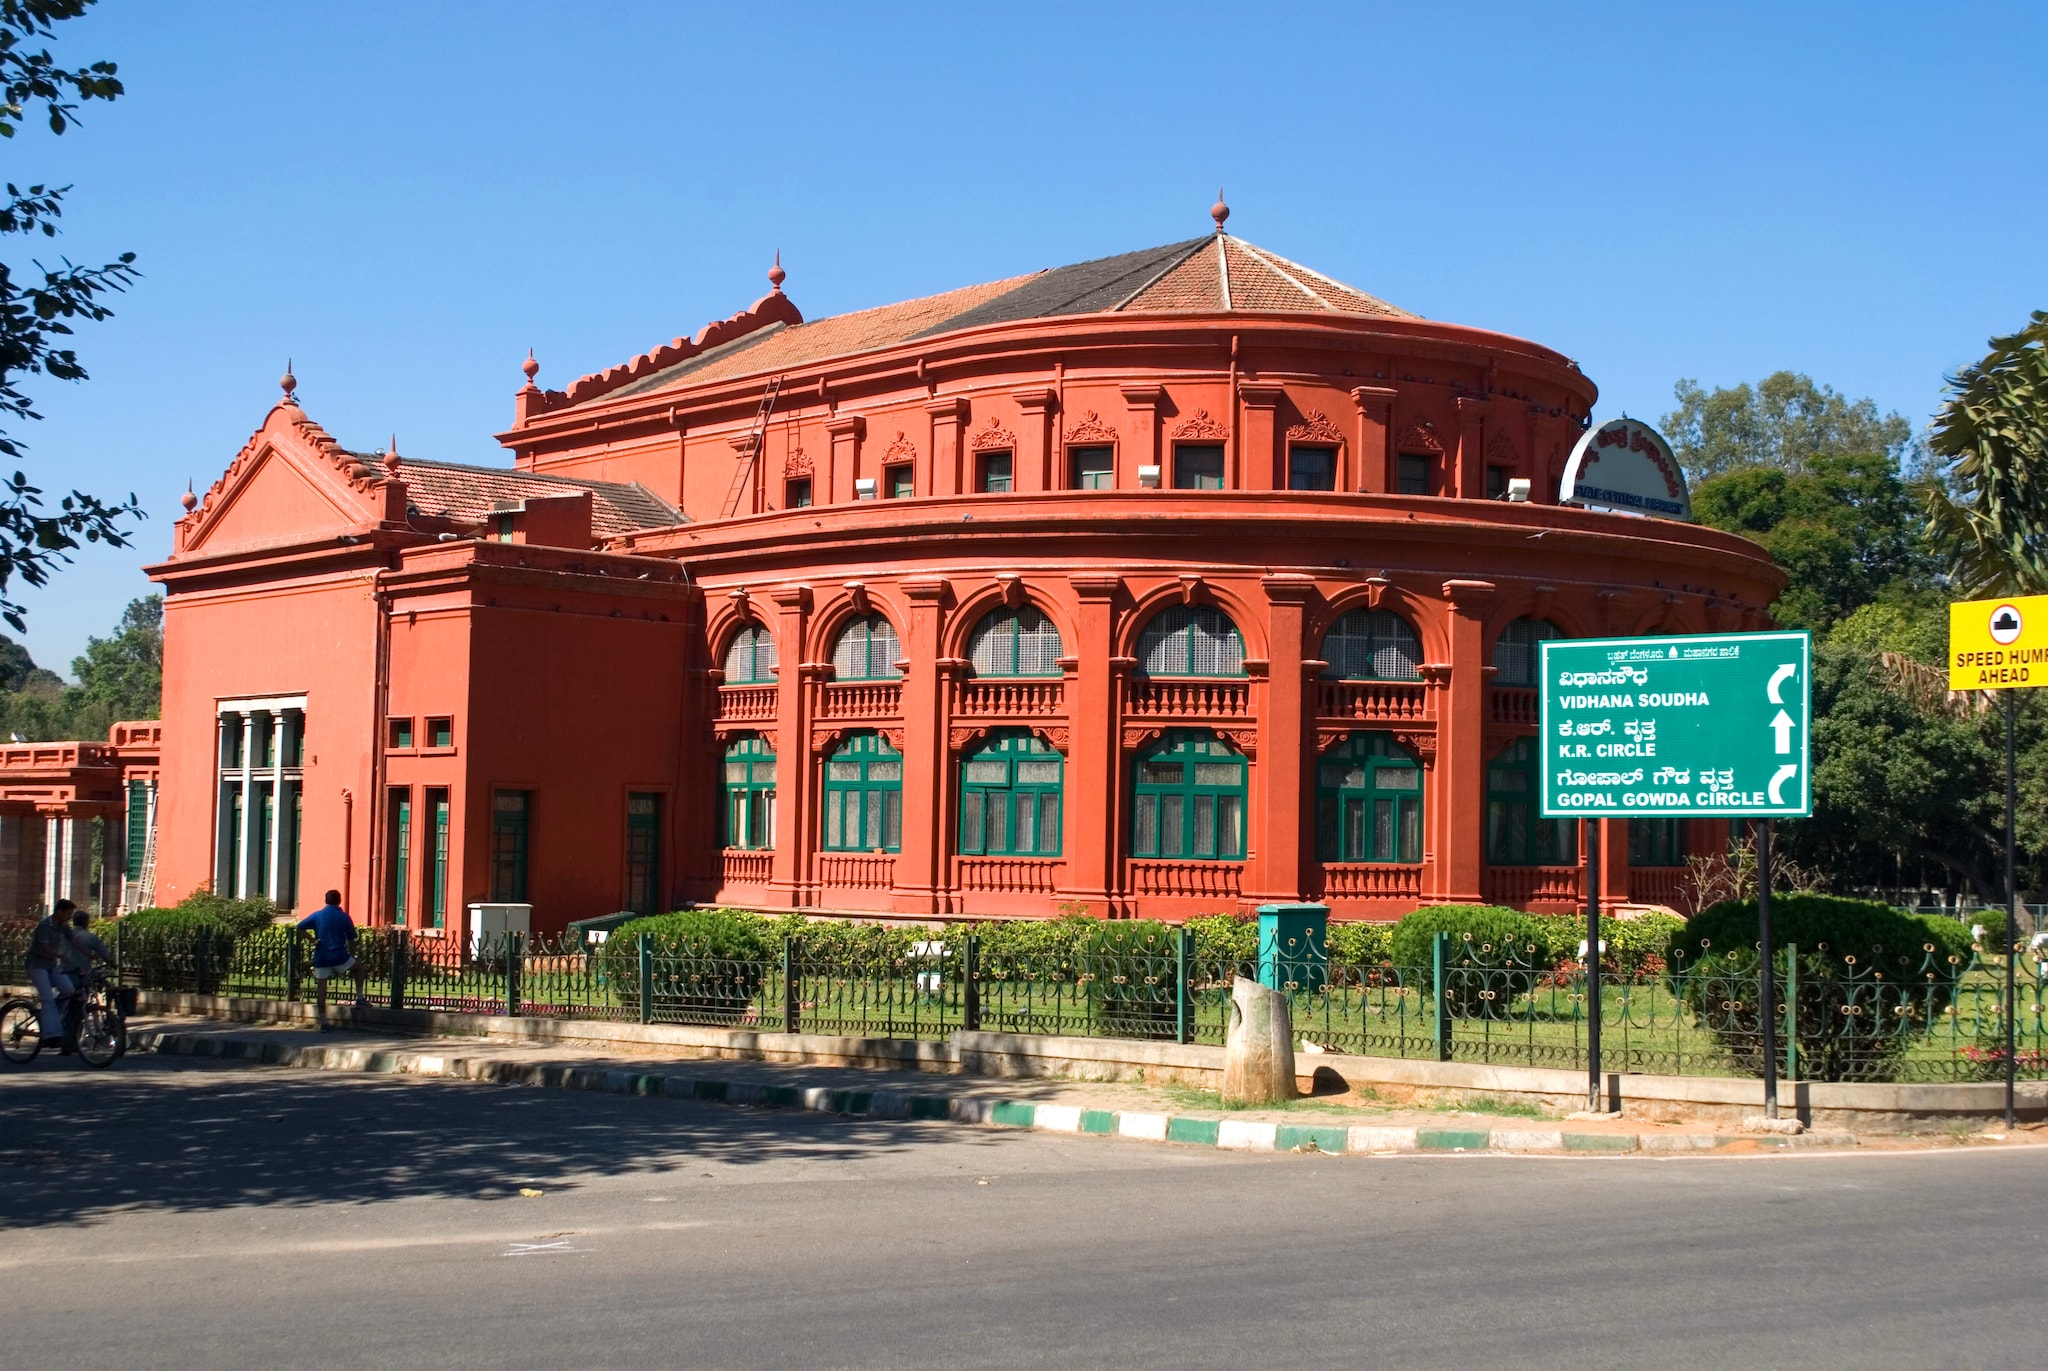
left=520, top=348, right=539, bottom=385
left=180, top=480, right=197, bottom=513
left=279, top=358, right=298, bottom=405
left=384, top=434, right=401, bottom=474
left=1211, top=189, right=1229, bottom=234
left=768, top=250, right=786, bottom=292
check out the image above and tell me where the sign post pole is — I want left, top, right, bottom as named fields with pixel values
left=1756, top=819, right=1778, bottom=1121
left=1584, top=818, right=1601, bottom=1113
left=2005, top=690, right=2018, bottom=1130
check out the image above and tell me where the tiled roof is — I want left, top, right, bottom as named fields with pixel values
left=591, top=235, right=1414, bottom=402
left=390, top=456, right=683, bottom=537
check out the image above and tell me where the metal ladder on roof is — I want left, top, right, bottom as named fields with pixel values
left=719, top=376, right=783, bottom=519
left=129, top=781, right=158, bottom=913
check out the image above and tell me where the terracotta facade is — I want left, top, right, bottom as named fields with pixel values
left=132, top=228, right=1781, bottom=932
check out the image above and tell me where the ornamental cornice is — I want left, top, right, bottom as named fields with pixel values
left=1064, top=410, right=1118, bottom=444
left=1171, top=408, right=1229, bottom=440
left=1286, top=410, right=1345, bottom=444
left=969, top=418, right=1017, bottom=452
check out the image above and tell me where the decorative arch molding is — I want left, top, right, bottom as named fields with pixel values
left=714, top=724, right=779, bottom=754
left=969, top=418, right=1017, bottom=452
left=1170, top=408, right=1228, bottom=441
left=949, top=722, right=1071, bottom=754
left=706, top=604, right=775, bottom=661
left=1120, top=723, right=1257, bottom=758
left=810, top=725, right=906, bottom=755
left=1308, top=581, right=1447, bottom=667
left=1315, top=723, right=1435, bottom=757
left=1477, top=587, right=1598, bottom=645
left=942, top=580, right=1081, bottom=662
left=1114, top=578, right=1269, bottom=662
left=1285, top=410, right=1345, bottom=444
left=1390, top=730, right=1439, bottom=765
left=1395, top=420, right=1444, bottom=453
left=807, top=588, right=910, bottom=665
left=1063, top=410, right=1118, bottom=444
left=1482, top=730, right=1527, bottom=764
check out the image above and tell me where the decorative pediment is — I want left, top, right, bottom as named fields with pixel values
left=1064, top=410, right=1118, bottom=444
left=968, top=419, right=1016, bottom=452
left=1286, top=410, right=1344, bottom=444
left=179, top=403, right=389, bottom=556
left=1171, top=408, right=1228, bottom=440
left=1485, top=427, right=1520, bottom=466
left=1396, top=421, right=1443, bottom=453
left=783, top=447, right=813, bottom=478
left=882, top=431, right=919, bottom=464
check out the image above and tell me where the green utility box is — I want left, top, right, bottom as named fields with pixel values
left=1256, top=903, right=1329, bottom=992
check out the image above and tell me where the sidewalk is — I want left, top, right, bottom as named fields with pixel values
left=121, top=1014, right=2044, bottom=1158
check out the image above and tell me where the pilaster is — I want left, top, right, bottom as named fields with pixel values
left=824, top=415, right=864, bottom=507
left=1435, top=579, right=1496, bottom=903
left=1238, top=383, right=1286, bottom=491
left=1351, top=386, right=1396, bottom=494
left=1012, top=388, right=1056, bottom=494
left=1119, top=385, right=1165, bottom=491
left=895, top=577, right=950, bottom=911
left=1061, top=573, right=1123, bottom=912
left=924, top=397, right=969, bottom=498
left=1453, top=396, right=1489, bottom=500
left=768, top=584, right=813, bottom=906
left=1248, top=574, right=1315, bottom=902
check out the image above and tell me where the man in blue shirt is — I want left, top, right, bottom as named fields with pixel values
left=297, top=890, right=367, bottom=1030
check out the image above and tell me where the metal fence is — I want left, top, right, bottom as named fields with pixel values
left=33, top=921, right=2037, bottom=1085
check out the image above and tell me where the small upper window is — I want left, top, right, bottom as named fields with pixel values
left=388, top=717, right=414, bottom=750
left=1321, top=609, right=1423, bottom=681
left=1137, top=605, right=1245, bottom=677
left=786, top=478, right=813, bottom=508
left=1397, top=454, right=1431, bottom=496
left=831, top=614, right=903, bottom=680
left=1486, top=465, right=1510, bottom=500
left=494, top=513, right=516, bottom=542
left=887, top=465, right=914, bottom=499
left=967, top=605, right=1063, bottom=677
left=978, top=452, right=1013, bottom=493
left=427, top=717, right=453, bottom=749
left=1492, top=618, right=1562, bottom=687
left=1070, top=446, right=1114, bottom=490
left=1173, top=445, right=1224, bottom=490
left=723, top=622, right=778, bottom=684
left=1288, top=446, right=1337, bottom=491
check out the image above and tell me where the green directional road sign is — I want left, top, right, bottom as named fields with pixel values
left=1538, top=631, right=1813, bottom=819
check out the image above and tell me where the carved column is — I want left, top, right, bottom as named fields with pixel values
left=1119, top=385, right=1165, bottom=491
left=1530, top=412, right=1573, bottom=505
left=1453, top=396, right=1489, bottom=500
left=1061, top=573, right=1122, bottom=913
left=1435, top=579, right=1495, bottom=903
left=924, top=397, right=969, bottom=498
left=1238, top=384, right=1285, bottom=491
left=1012, top=387, right=1055, bottom=494
left=1350, top=386, right=1395, bottom=494
left=1249, top=574, right=1315, bottom=903
left=895, top=577, right=949, bottom=912
left=768, top=585, right=813, bottom=907
left=823, top=415, right=864, bottom=507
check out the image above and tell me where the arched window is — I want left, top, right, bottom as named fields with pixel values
left=1491, top=617, right=1561, bottom=688
left=1136, top=605, right=1245, bottom=677
left=959, top=731, right=1062, bottom=856
left=823, top=732, right=902, bottom=852
left=966, top=605, right=1063, bottom=677
left=1629, top=818, right=1685, bottom=867
left=722, top=623, right=777, bottom=684
left=1131, top=730, right=1246, bottom=860
left=1321, top=608, right=1423, bottom=681
left=1485, top=737, right=1577, bottom=865
left=1315, top=733, right=1423, bottom=863
left=830, top=614, right=902, bottom=681
left=721, top=736, right=776, bottom=850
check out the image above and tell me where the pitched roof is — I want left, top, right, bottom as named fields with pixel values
left=591, top=235, right=1415, bottom=401
left=390, top=456, right=682, bottom=537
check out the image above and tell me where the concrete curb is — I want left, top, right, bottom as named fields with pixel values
left=131, top=1028, right=1863, bottom=1157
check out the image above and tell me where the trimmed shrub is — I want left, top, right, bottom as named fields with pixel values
left=1391, top=905, right=1546, bottom=1018
left=1527, top=911, right=1684, bottom=977
left=1078, top=919, right=1180, bottom=1038
left=1667, top=895, right=1975, bottom=1081
left=602, top=910, right=776, bottom=1022
left=113, top=892, right=283, bottom=993
left=1187, top=913, right=1257, bottom=967
left=1327, top=920, right=1394, bottom=968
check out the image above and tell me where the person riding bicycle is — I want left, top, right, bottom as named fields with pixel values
left=23, top=899, right=79, bottom=1052
left=62, top=905, right=114, bottom=1040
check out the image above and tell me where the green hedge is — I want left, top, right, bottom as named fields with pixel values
left=1666, top=894, right=1975, bottom=1081
left=117, top=892, right=279, bottom=941
left=601, top=910, right=776, bottom=1021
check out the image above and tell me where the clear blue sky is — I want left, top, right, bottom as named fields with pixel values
left=11, top=0, right=2046, bottom=673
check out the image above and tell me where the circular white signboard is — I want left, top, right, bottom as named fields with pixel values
left=1560, top=417, right=1692, bottom=521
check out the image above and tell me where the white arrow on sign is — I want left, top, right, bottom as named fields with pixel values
left=1767, top=662, right=1797, bottom=704
left=1770, top=709, right=1795, bottom=754
left=1768, top=764, right=1799, bottom=804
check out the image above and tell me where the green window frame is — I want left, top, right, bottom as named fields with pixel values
left=966, top=605, right=1062, bottom=677
left=1070, top=445, right=1114, bottom=489
left=887, top=464, right=915, bottom=498
left=1629, top=817, right=1685, bottom=868
left=1131, top=730, right=1246, bottom=860
left=977, top=451, right=1013, bottom=493
left=831, top=614, right=902, bottom=680
left=1397, top=453, right=1432, bottom=495
left=625, top=792, right=663, bottom=916
left=786, top=477, right=812, bottom=508
left=427, top=788, right=449, bottom=928
left=126, top=780, right=149, bottom=873
left=1136, top=604, right=1245, bottom=677
left=823, top=732, right=902, bottom=852
left=490, top=790, right=530, bottom=902
left=1492, top=617, right=1561, bottom=687
left=959, top=731, right=1063, bottom=856
left=1173, top=444, right=1224, bottom=489
left=1288, top=445, right=1337, bottom=491
left=1485, top=738, right=1577, bottom=865
left=1315, top=733, right=1423, bottom=863
left=254, top=783, right=274, bottom=898
left=722, top=622, right=778, bottom=683
left=1321, top=608, right=1422, bottom=681
left=389, top=789, right=411, bottom=926
left=722, top=736, right=777, bottom=850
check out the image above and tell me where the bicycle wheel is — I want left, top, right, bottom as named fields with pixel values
left=0, top=998, right=42, bottom=1064
left=74, top=1007, right=120, bottom=1069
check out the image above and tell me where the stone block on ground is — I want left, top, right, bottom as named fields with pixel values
left=1222, top=976, right=1296, bottom=1106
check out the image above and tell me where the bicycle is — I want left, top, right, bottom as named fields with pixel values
left=0, top=969, right=130, bottom=1068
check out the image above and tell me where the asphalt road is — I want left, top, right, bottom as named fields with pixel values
left=2, top=1054, right=2041, bottom=1371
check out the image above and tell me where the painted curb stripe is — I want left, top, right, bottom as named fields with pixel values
left=1417, top=1129, right=1491, bottom=1151
left=1166, top=1117, right=1221, bottom=1146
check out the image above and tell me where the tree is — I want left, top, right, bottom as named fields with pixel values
left=0, top=590, right=158, bottom=741
left=1661, top=371, right=1919, bottom=482
left=0, top=0, right=142, bottom=632
left=1924, top=310, right=2048, bottom=597
left=1691, top=451, right=1934, bottom=632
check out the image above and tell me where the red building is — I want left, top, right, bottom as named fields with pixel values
left=133, top=208, right=1781, bottom=932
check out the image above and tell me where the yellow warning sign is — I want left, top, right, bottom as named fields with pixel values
left=1950, top=593, right=2048, bottom=689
